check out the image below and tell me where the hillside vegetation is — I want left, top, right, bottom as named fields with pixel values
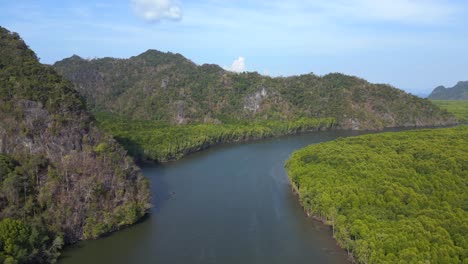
left=285, top=126, right=468, bottom=263
left=53, top=50, right=458, bottom=163
left=428, top=81, right=468, bottom=100
left=431, top=100, right=468, bottom=122
left=54, top=50, right=456, bottom=131
left=0, top=27, right=150, bottom=263
left=96, top=113, right=335, bottom=161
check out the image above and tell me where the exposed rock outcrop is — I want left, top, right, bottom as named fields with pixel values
left=0, top=26, right=151, bottom=246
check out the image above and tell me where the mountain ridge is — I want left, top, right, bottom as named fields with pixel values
left=428, top=81, right=468, bottom=100
left=54, top=50, right=457, bottom=130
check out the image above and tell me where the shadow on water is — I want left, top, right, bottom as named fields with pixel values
left=144, top=165, right=172, bottom=213
left=114, top=136, right=146, bottom=162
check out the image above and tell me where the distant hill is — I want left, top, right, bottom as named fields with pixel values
left=54, top=50, right=456, bottom=130
left=428, top=81, right=468, bottom=100
left=0, top=27, right=150, bottom=262
left=411, top=92, right=429, bottom=98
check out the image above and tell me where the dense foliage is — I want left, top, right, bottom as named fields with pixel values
left=285, top=126, right=468, bottom=263
left=431, top=100, right=468, bottom=122
left=0, top=217, right=63, bottom=263
left=428, top=81, right=468, bottom=100
left=0, top=27, right=150, bottom=263
left=54, top=50, right=456, bottom=130
left=96, top=113, right=335, bottom=162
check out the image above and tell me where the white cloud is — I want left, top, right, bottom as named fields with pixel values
left=224, top=57, right=246, bottom=73
left=131, top=0, right=182, bottom=22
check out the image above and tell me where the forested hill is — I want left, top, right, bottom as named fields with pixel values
left=0, top=27, right=150, bottom=263
left=428, top=81, right=468, bottom=100
left=285, top=126, right=468, bottom=263
left=54, top=50, right=456, bottom=130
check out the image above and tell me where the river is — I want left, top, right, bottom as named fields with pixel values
left=59, top=130, right=372, bottom=264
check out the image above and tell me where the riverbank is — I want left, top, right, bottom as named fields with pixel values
left=285, top=126, right=467, bottom=263
left=95, top=113, right=336, bottom=162
left=95, top=112, right=459, bottom=163
left=59, top=130, right=359, bottom=264
left=287, top=175, right=357, bottom=263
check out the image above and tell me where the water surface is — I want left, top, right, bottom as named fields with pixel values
left=60, top=130, right=372, bottom=264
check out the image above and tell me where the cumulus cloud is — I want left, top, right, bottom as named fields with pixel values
left=224, top=57, right=246, bottom=73
left=131, top=0, right=182, bottom=22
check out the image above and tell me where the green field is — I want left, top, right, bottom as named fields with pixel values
left=431, top=100, right=468, bottom=122
left=285, top=126, right=468, bottom=263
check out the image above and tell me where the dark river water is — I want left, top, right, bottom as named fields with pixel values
left=59, top=130, right=372, bottom=264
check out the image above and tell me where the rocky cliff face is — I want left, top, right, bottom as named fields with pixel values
left=244, top=87, right=268, bottom=112
left=0, top=26, right=150, bottom=247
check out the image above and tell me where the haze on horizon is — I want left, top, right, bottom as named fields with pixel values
left=1, top=0, right=467, bottom=95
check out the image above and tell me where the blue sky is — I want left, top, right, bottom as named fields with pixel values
left=1, top=0, right=467, bottom=94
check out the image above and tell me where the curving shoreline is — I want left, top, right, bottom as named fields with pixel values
left=96, top=110, right=459, bottom=164
left=284, top=126, right=467, bottom=263
left=287, top=174, right=357, bottom=263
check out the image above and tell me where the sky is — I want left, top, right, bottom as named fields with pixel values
left=1, top=0, right=467, bottom=95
